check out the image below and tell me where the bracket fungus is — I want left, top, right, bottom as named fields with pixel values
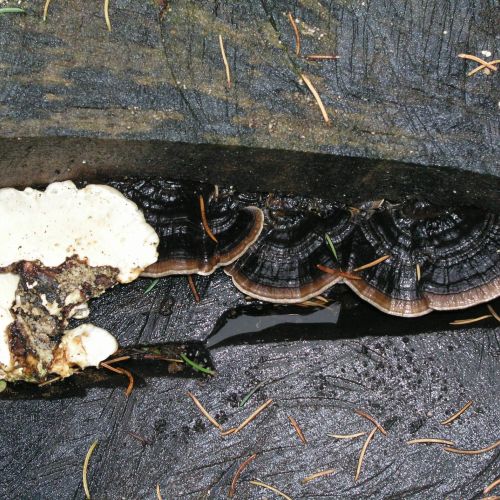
left=110, top=179, right=264, bottom=277
left=343, top=201, right=500, bottom=317
left=225, top=204, right=355, bottom=303
left=0, top=181, right=159, bottom=382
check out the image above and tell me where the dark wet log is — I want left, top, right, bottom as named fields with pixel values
left=0, top=0, right=498, bottom=209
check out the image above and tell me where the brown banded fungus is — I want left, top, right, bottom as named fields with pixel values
left=343, top=201, right=500, bottom=317
left=225, top=204, right=355, bottom=303
left=110, top=179, right=264, bottom=277
left=0, top=181, right=159, bottom=382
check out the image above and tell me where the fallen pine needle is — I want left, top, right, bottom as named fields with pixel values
left=450, top=315, right=492, bottom=325
left=239, top=381, right=265, bottom=407
left=104, top=0, right=111, bottom=31
left=100, top=362, right=134, bottom=396
left=316, top=263, right=361, bottom=280
left=444, top=440, right=500, bottom=455
left=104, top=355, right=131, bottom=365
left=484, top=477, right=500, bottom=494
left=187, top=391, right=222, bottom=430
left=440, top=400, right=473, bottom=425
left=199, top=194, right=218, bottom=243
left=467, top=59, right=500, bottom=76
left=487, top=304, right=500, bottom=323
left=83, top=440, right=98, bottom=499
left=144, top=278, right=160, bottom=293
left=218, top=35, right=231, bottom=88
left=328, top=431, right=367, bottom=440
left=300, top=73, right=330, bottom=124
left=458, top=53, right=497, bottom=71
left=306, top=54, right=340, bottom=61
left=416, top=263, right=421, bottom=282
left=220, top=427, right=237, bottom=436
left=482, top=496, right=500, bottom=500
left=187, top=275, right=200, bottom=302
left=229, top=453, right=257, bottom=497
left=287, top=12, right=301, bottom=56
left=355, top=427, right=377, bottom=481
left=249, top=480, right=293, bottom=500
left=406, top=438, right=455, bottom=446
left=38, top=376, right=62, bottom=387
left=43, top=0, right=51, bottom=21
left=302, top=468, right=337, bottom=484
left=288, top=416, right=307, bottom=444
left=232, top=399, right=273, bottom=434
left=355, top=409, right=387, bottom=436
left=156, top=484, right=162, bottom=500
left=180, top=353, right=215, bottom=375
left=353, top=255, right=391, bottom=272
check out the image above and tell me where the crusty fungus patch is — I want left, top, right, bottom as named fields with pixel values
left=0, top=182, right=159, bottom=383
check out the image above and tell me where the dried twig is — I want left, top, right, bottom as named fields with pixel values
left=406, top=438, right=455, bottom=446
left=229, top=453, right=257, bottom=497
left=187, top=391, right=222, bottom=430
left=440, top=400, right=473, bottom=425
left=218, top=35, right=231, bottom=88
left=287, top=12, right=301, bottom=55
left=288, top=416, right=307, bottom=444
left=100, top=362, right=134, bottom=396
left=353, top=255, right=391, bottom=272
left=187, top=275, right=200, bottom=303
left=302, top=468, right=337, bottom=484
left=199, top=195, right=218, bottom=243
left=104, top=0, right=111, bottom=32
left=249, top=480, right=292, bottom=500
left=300, top=73, right=330, bottom=124
left=450, top=315, right=492, bottom=325
left=444, top=440, right=500, bottom=455
left=355, top=409, right=387, bottom=436
left=458, top=54, right=497, bottom=71
left=83, top=440, right=99, bottom=499
left=484, top=477, right=500, bottom=495
left=43, top=0, right=51, bottom=21
left=306, top=54, right=340, bottom=61
left=328, top=431, right=367, bottom=440
left=487, top=304, right=500, bottom=323
left=355, top=427, right=377, bottom=481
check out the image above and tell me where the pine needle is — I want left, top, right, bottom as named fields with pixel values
left=484, top=477, right=500, bottom=495
left=355, top=427, right=377, bottom=481
left=249, top=480, right=293, bottom=500
left=187, top=391, right=222, bottom=430
left=487, top=304, right=500, bottom=322
left=180, top=353, right=215, bottom=375
left=83, top=440, right=99, bottom=499
left=287, top=12, right=301, bottom=56
left=450, top=315, right=492, bottom=325
left=458, top=53, right=497, bottom=71
left=467, top=59, right=500, bottom=76
left=440, top=400, right=473, bottom=425
left=302, top=468, right=336, bottom=484
left=288, top=416, right=307, bottom=444
left=199, top=194, right=218, bottom=243
left=218, top=35, right=231, bottom=88
left=300, top=73, right=330, bottom=124
left=104, top=0, right=111, bottom=31
left=325, top=233, right=338, bottom=260
left=156, top=484, right=163, bottom=500
left=306, top=54, right=340, bottom=61
left=144, top=278, right=159, bottom=293
left=229, top=453, right=257, bottom=497
left=406, top=438, right=455, bottom=446
left=43, top=0, right=51, bottom=21
left=328, top=431, right=367, bottom=440
left=239, top=381, right=265, bottom=407
left=187, top=275, right=201, bottom=302
left=100, top=362, right=134, bottom=396
left=232, top=399, right=273, bottom=434
left=444, top=440, right=500, bottom=455
left=0, top=7, right=26, bottom=14
left=353, top=255, right=391, bottom=272
left=354, top=409, right=387, bottom=436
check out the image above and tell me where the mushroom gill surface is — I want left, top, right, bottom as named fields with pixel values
left=110, top=179, right=264, bottom=277
left=343, top=201, right=500, bottom=316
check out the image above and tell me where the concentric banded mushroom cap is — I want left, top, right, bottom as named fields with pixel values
left=110, top=179, right=263, bottom=277
left=343, top=201, right=500, bottom=316
left=225, top=206, right=352, bottom=303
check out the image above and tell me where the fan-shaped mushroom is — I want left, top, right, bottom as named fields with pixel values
left=110, top=179, right=264, bottom=277
left=343, top=201, right=500, bottom=316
